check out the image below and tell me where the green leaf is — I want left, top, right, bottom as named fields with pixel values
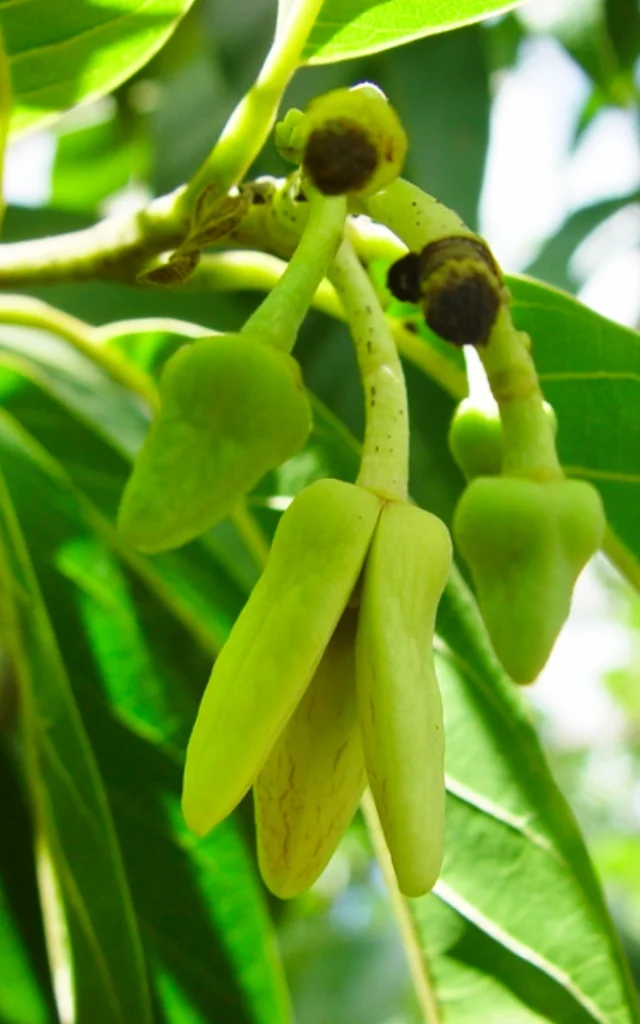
left=0, top=742, right=56, bottom=1024
left=0, top=411, right=292, bottom=1024
left=0, top=24, right=10, bottom=226
left=0, top=0, right=197, bottom=138
left=51, top=107, right=150, bottom=214
left=524, top=194, right=640, bottom=293
left=507, top=275, right=640, bottom=572
left=605, top=0, right=640, bottom=71
left=379, top=26, right=490, bottom=229
left=303, top=0, right=525, bottom=65
left=410, top=570, right=640, bottom=1022
left=0, top=461, right=152, bottom=1024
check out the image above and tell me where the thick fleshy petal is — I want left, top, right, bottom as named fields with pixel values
left=182, top=479, right=381, bottom=836
left=255, top=608, right=365, bottom=898
left=356, top=500, right=452, bottom=897
left=118, top=334, right=311, bottom=553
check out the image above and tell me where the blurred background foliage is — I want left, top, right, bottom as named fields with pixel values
left=1, top=0, right=639, bottom=1020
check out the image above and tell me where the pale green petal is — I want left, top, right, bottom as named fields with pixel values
left=356, top=500, right=451, bottom=897
left=182, top=479, right=381, bottom=835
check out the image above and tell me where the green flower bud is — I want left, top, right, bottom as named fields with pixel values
left=300, top=84, right=407, bottom=197
left=181, top=477, right=453, bottom=901
left=453, top=476, right=606, bottom=683
left=118, top=333, right=312, bottom=553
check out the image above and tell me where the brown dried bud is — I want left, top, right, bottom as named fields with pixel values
left=386, top=236, right=502, bottom=346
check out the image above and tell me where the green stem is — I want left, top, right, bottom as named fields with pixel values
left=181, top=0, right=325, bottom=206
left=361, top=178, right=473, bottom=252
left=480, top=306, right=562, bottom=480
left=0, top=294, right=159, bottom=410
left=0, top=188, right=187, bottom=287
left=0, top=0, right=323, bottom=285
left=230, top=502, right=271, bottom=571
left=362, top=791, right=442, bottom=1024
left=241, top=190, right=346, bottom=352
left=362, top=180, right=562, bottom=481
left=329, top=238, right=409, bottom=501
left=192, top=249, right=469, bottom=398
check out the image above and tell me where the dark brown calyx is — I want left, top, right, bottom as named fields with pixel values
left=303, top=120, right=378, bottom=195
left=386, top=251, right=422, bottom=303
left=420, top=237, right=502, bottom=347
left=418, top=236, right=500, bottom=282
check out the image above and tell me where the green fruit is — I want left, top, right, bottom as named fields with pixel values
left=182, top=479, right=382, bottom=836
left=453, top=476, right=606, bottom=683
left=356, top=501, right=452, bottom=897
left=118, top=333, right=312, bottom=553
left=255, top=608, right=365, bottom=899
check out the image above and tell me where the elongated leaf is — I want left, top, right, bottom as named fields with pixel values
left=0, top=465, right=152, bottom=1024
left=0, top=410, right=292, bottom=1024
left=0, top=0, right=197, bottom=138
left=0, top=742, right=56, bottom=1024
left=605, top=0, right=640, bottom=71
left=0, top=24, right=10, bottom=225
left=303, top=0, right=524, bottom=64
left=408, top=571, right=640, bottom=1022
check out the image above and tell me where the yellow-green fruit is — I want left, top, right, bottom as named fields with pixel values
left=255, top=608, right=365, bottom=899
left=182, top=479, right=382, bottom=836
left=356, top=501, right=452, bottom=897
left=301, top=84, right=407, bottom=198
left=118, top=333, right=311, bottom=553
left=453, top=476, right=606, bottom=683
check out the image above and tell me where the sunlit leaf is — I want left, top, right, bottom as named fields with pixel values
left=0, top=455, right=152, bottom=1024
left=303, top=0, right=525, bottom=64
left=0, top=0, right=197, bottom=138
